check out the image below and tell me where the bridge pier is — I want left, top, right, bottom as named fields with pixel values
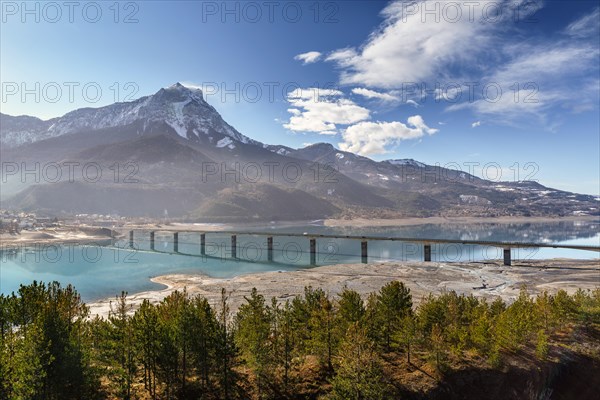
left=503, top=248, right=511, bottom=266
left=129, top=231, right=134, bottom=248
left=173, top=232, right=179, bottom=253
left=424, top=244, right=432, bottom=262
left=200, top=233, right=206, bottom=255
left=150, top=231, right=155, bottom=250
left=310, top=238, right=316, bottom=265
left=361, top=241, right=368, bottom=263
left=231, top=235, right=237, bottom=258
left=267, top=236, right=273, bottom=262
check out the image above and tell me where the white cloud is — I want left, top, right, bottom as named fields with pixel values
left=324, top=1, right=531, bottom=88
left=287, top=88, right=343, bottom=100
left=448, top=40, right=599, bottom=121
left=339, top=115, right=438, bottom=155
left=352, top=88, right=398, bottom=102
left=492, top=44, right=598, bottom=84
left=326, top=48, right=358, bottom=65
left=406, top=99, right=420, bottom=108
left=434, top=86, right=463, bottom=102
left=472, top=121, right=481, bottom=128
left=565, top=8, right=599, bottom=38
left=283, top=88, right=370, bottom=134
left=294, top=51, right=322, bottom=65
left=459, top=9, right=599, bottom=125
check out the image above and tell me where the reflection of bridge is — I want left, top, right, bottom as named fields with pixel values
left=128, top=230, right=600, bottom=266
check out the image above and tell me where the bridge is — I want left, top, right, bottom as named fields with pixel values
left=127, top=229, right=600, bottom=266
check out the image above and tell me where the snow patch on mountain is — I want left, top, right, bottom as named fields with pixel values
left=165, top=100, right=191, bottom=138
left=0, top=114, right=57, bottom=147
left=217, top=137, right=234, bottom=148
left=385, top=159, right=426, bottom=168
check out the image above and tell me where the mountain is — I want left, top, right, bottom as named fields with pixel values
left=0, top=114, right=58, bottom=147
left=192, top=184, right=340, bottom=221
left=1, top=83, right=598, bottom=220
left=1, top=83, right=257, bottom=149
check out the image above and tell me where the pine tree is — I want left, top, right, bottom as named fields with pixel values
left=8, top=321, right=49, bottom=399
left=430, top=324, right=445, bottom=372
left=7, top=281, right=99, bottom=399
left=395, top=314, right=417, bottom=364
left=235, top=287, right=272, bottom=396
left=329, top=323, right=391, bottom=400
left=470, top=302, right=494, bottom=357
left=216, top=288, right=237, bottom=399
left=552, top=289, right=576, bottom=328
left=536, top=291, right=554, bottom=331
left=276, top=301, right=295, bottom=391
left=535, top=329, right=549, bottom=360
left=336, top=287, right=365, bottom=336
left=495, top=287, right=539, bottom=350
left=132, top=299, right=159, bottom=398
left=0, top=294, right=13, bottom=399
left=306, top=288, right=336, bottom=371
left=374, top=281, right=413, bottom=351
left=107, top=291, right=137, bottom=399
left=189, top=295, right=219, bottom=391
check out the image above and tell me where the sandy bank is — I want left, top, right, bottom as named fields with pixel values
left=88, top=258, right=600, bottom=319
left=0, top=227, right=114, bottom=247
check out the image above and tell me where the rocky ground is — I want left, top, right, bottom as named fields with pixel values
left=89, top=258, right=599, bottom=318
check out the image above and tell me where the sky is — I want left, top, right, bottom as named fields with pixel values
left=1, top=0, right=599, bottom=195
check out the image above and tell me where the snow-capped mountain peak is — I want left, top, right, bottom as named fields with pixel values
left=0, top=82, right=257, bottom=147
left=158, top=82, right=205, bottom=104
left=168, top=82, right=189, bottom=90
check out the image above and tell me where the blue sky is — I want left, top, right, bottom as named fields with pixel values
left=1, top=0, right=599, bottom=195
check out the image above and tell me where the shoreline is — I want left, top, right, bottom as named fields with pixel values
left=88, top=258, right=600, bottom=319
left=119, top=222, right=232, bottom=232
left=324, top=215, right=600, bottom=227
left=0, top=227, right=114, bottom=247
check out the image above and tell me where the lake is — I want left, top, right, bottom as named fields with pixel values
left=1, top=220, right=598, bottom=302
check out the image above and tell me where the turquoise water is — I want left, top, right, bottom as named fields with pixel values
left=1, top=221, right=598, bottom=302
